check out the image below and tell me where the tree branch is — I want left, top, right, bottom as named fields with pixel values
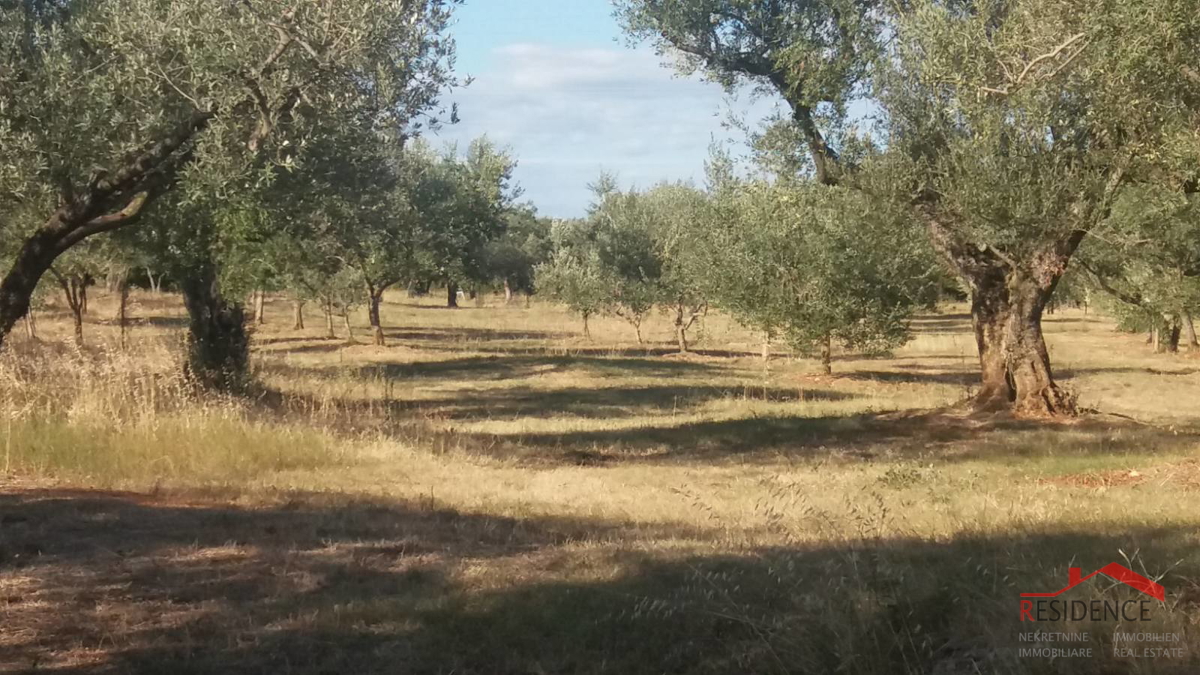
left=981, top=33, right=1088, bottom=96
left=1078, top=259, right=1145, bottom=308
left=55, top=191, right=151, bottom=253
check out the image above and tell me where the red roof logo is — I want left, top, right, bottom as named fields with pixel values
left=1021, top=564, right=1165, bottom=601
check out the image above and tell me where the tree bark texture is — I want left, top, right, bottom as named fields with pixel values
left=923, top=208, right=1079, bottom=415
left=180, top=263, right=250, bottom=393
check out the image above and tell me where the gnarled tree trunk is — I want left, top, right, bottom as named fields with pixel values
left=673, top=300, right=707, bottom=355
left=0, top=230, right=78, bottom=348
left=925, top=211, right=1079, bottom=416
left=969, top=267, right=1014, bottom=411
left=446, top=282, right=459, bottom=308
left=180, top=263, right=249, bottom=393
left=1004, top=273, right=1073, bottom=415
left=675, top=312, right=689, bottom=354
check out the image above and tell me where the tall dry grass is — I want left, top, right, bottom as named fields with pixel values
left=0, top=338, right=346, bottom=487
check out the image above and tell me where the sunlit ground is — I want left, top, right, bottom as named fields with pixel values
left=2, top=290, right=1198, bottom=674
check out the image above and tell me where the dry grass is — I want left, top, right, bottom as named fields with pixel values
left=1, top=290, right=1199, bottom=674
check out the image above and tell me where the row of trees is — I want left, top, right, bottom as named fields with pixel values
left=0, top=0, right=469, bottom=386
left=538, top=169, right=939, bottom=372
left=0, top=0, right=551, bottom=388
left=3, top=0, right=1200, bottom=417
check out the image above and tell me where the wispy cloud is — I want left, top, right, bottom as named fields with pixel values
left=436, top=44, right=782, bottom=218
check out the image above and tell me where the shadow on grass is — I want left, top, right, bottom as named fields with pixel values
left=844, top=365, right=1198, bottom=388
left=130, top=314, right=190, bottom=329
left=251, top=378, right=855, bottom=435
left=2, top=488, right=1197, bottom=674
left=464, top=411, right=1200, bottom=466
left=354, top=354, right=725, bottom=382
left=841, top=369, right=977, bottom=386
left=399, top=385, right=857, bottom=421
left=382, top=326, right=575, bottom=342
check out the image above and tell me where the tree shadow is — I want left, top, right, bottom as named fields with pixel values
left=382, top=326, right=575, bottom=342
left=355, top=353, right=723, bottom=382
left=464, top=411, right=1200, bottom=466
left=394, top=385, right=858, bottom=421
left=131, top=315, right=190, bottom=329
left=841, top=369, right=977, bottom=386
left=908, top=312, right=973, bottom=334
left=3, top=488, right=1197, bottom=674
left=1057, top=366, right=1199, bottom=379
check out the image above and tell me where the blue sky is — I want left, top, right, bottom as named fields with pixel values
left=435, top=0, right=783, bottom=218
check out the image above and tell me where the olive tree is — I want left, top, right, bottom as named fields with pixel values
left=537, top=219, right=612, bottom=339
left=1080, top=185, right=1200, bottom=352
left=0, top=0, right=460, bottom=354
left=706, top=178, right=937, bottom=373
left=590, top=184, right=662, bottom=343
left=479, top=206, right=554, bottom=304
left=878, top=0, right=1200, bottom=413
left=618, top=0, right=1200, bottom=414
left=594, top=182, right=713, bottom=351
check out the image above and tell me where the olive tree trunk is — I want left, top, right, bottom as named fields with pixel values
left=364, top=280, right=396, bottom=346
left=323, top=298, right=336, bottom=339
left=51, top=271, right=87, bottom=347
left=1158, top=317, right=1182, bottom=353
left=114, top=270, right=130, bottom=348
left=446, top=282, right=459, bottom=308
left=180, top=263, right=250, bottom=393
left=1003, top=274, right=1075, bottom=414
left=367, top=289, right=383, bottom=345
left=925, top=211, right=1080, bottom=415
left=292, top=299, right=305, bottom=331
left=673, top=301, right=706, bottom=355
left=1183, top=313, right=1198, bottom=350
left=969, top=267, right=1014, bottom=410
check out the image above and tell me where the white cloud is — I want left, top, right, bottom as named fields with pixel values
left=436, top=43, right=783, bottom=218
